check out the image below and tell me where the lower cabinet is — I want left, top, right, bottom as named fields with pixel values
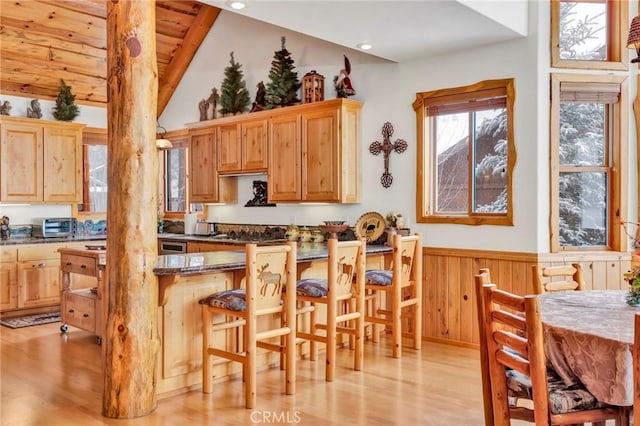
left=62, top=290, right=97, bottom=333
left=187, top=241, right=242, bottom=253
left=1, top=240, right=105, bottom=314
left=17, top=258, right=61, bottom=308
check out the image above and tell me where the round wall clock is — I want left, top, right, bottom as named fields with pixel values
left=354, top=211, right=385, bottom=242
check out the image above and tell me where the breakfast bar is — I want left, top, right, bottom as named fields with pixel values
left=153, top=242, right=391, bottom=396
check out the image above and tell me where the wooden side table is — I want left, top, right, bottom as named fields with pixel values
left=58, top=247, right=106, bottom=344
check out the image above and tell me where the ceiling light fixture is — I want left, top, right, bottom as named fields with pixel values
left=156, top=124, right=173, bottom=150
left=227, top=1, right=246, bottom=10
left=627, top=15, right=640, bottom=63
left=357, top=42, right=373, bottom=51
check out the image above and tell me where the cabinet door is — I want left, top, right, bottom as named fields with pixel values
left=217, top=123, right=242, bottom=173
left=0, top=122, right=43, bottom=202
left=0, top=262, right=18, bottom=311
left=189, top=128, right=218, bottom=202
left=18, top=260, right=61, bottom=308
left=268, top=114, right=301, bottom=201
left=242, top=119, right=268, bottom=172
left=43, top=126, right=83, bottom=202
left=301, top=108, right=339, bottom=202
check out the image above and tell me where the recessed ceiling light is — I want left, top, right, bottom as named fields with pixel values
left=357, top=42, right=373, bottom=51
left=227, top=1, right=246, bottom=10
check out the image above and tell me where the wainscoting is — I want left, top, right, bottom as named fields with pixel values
left=421, top=247, right=632, bottom=347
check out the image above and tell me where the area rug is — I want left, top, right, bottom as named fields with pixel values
left=0, top=312, right=61, bottom=329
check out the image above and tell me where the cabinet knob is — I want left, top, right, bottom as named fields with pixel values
left=83, top=313, right=89, bottom=318
left=68, top=309, right=75, bottom=313
left=38, top=262, right=46, bottom=268
left=66, top=262, right=72, bottom=266
left=80, top=264, right=87, bottom=269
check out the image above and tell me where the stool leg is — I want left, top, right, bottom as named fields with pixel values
left=326, top=298, right=337, bottom=382
left=310, top=302, right=318, bottom=361
left=202, top=307, right=212, bottom=394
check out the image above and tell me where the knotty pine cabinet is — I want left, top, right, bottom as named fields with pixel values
left=187, top=99, right=361, bottom=204
left=188, top=127, right=237, bottom=204
left=0, top=116, right=85, bottom=203
left=187, top=241, right=243, bottom=253
left=1, top=241, right=103, bottom=314
left=217, top=119, right=268, bottom=174
left=268, top=99, right=361, bottom=203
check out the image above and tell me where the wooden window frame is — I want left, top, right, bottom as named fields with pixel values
left=549, top=73, right=629, bottom=252
left=77, top=127, right=108, bottom=218
left=158, top=129, right=205, bottom=220
left=551, top=0, right=629, bottom=70
left=413, top=78, right=516, bottom=226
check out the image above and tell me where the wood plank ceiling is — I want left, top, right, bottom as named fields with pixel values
left=0, top=0, right=220, bottom=116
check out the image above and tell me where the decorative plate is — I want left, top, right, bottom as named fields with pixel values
left=354, top=211, right=386, bottom=242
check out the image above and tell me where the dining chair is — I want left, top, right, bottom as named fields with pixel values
left=475, top=268, right=494, bottom=426
left=364, top=233, right=422, bottom=358
left=199, top=242, right=297, bottom=409
left=295, top=237, right=366, bottom=381
left=532, top=263, right=584, bottom=294
left=477, top=277, right=627, bottom=425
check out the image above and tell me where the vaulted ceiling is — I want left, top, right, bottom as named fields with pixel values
left=0, top=0, right=220, bottom=116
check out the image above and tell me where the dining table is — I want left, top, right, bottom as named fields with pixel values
left=539, top=289, right=635, bottom=407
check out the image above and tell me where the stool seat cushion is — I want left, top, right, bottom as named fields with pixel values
left=199, top=289, right=246, bottom=311
left=365, top=270, right=393, bottom=286
left=296, top=278, right=328, bottom=297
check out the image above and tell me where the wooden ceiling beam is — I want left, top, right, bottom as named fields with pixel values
left=157, top=5, right=221, bottom=117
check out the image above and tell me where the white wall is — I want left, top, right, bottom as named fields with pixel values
left=0, top=94, right=107, bottom=128
left=162, top=7, right=546, bottom=252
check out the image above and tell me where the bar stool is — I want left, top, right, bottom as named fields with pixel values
left=364, top=233, right=422, bottom=358
left=295, top=237, right=366, bottom=381
left=199, top=242, right=297, bottom=409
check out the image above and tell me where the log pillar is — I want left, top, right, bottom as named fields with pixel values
left=103, top=0, right=160, bottom=418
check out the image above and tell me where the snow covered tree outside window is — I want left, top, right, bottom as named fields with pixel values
left=87, top=144, right=107, bottom=212
left=165, top=147, right=186, bottom=212
left=551, top=0, right=628, bottom=70
left=413, top=79, right=515, bottom=226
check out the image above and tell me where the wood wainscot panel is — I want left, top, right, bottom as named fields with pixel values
left=422, top=247, right=633, bottom=348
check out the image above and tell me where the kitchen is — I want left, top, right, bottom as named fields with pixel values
left=1, top=0, right=639, bottom=424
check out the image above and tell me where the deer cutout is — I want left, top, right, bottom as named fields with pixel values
left=400, top=248, right=413, bottom=279
left=337, top=256, right=355, bottom=289
left=257, top=263, right=282, bottom=297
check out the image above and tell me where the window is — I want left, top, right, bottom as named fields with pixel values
left=158, top=130, right=203, bottom=218
left=551, top=0, right=628, bottom=70
left=81, top=128, right=108, bottom=213
left=413, top=79, right=516, bottom=226
left=550, top=73, right=628, bottom=251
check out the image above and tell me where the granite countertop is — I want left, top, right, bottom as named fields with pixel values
left=157, top=233, right=286, bottom=245
left=153, top=242, right=391, bottom=276
left=0, top=235, right=107, bottom=246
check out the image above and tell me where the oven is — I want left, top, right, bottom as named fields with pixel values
left=159, top=240, right=187, bottom=255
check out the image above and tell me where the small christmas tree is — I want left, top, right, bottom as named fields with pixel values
left=219, top=52, right=250, bottom=115
left=264, top=37, right=301, bottom=109
left=53, top=79, right=79, bottom=121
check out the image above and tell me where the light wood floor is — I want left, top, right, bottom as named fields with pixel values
left=2, top=323, right=495, bottom=426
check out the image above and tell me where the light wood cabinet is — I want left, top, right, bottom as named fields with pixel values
left=0, top=247, right=18, bottom=311
left=217, top=119, right=268, bottom=174
left=187, top=99, right=361, bottom=204
left=1, top=241, right=104, bottom=313
left=268, top=99, right=361, bottom=203
left=188, top=127, right=237, bottom=203
left=0, top=116, right=84, bottom=203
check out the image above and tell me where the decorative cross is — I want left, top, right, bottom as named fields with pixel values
left=369, top=122, right=407, bottom=188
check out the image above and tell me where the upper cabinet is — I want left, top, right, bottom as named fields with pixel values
left=188, top=126, right=237, bottom=204
left=269, top=99, right=361, bottom=203
left=187, top=98, right=362, bottom=204
left=0, top=116, right=84, bottom=203
left=217, top=119, right=268, bottom=174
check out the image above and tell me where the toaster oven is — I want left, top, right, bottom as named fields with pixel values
left=32, top=217, right=77, bottom=238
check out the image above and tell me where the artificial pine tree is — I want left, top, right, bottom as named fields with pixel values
left=219, top=52, right=250, bottom=115
left=53, top=79, right=79, bottom=121
left=264, top=37, right=301, bottom=109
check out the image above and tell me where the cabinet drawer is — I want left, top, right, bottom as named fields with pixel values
left=0, top=246, right=17, bottom=262
left=18, top=244, right=62, bottom=261
left=60, top=254, right=97, bottom=276
left=63, top=291, right=96, bottom=332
